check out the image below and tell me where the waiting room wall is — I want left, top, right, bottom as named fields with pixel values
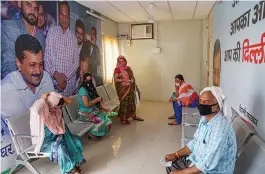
left=118, top=20, right=207, bottom=102
left=212, top=1, right=265, bottom=140
left=101, top=18, right=118, bottom=37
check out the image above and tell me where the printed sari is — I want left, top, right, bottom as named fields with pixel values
left=41, top=125, right=86, bottom=174
left=31, top=92, right=86, bottom=174
left=115, top=66, right=137, bottom=122
left=77, top=87, right=112, bottom=137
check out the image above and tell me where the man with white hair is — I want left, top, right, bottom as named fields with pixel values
left=164, top=86, right=236, bottom=174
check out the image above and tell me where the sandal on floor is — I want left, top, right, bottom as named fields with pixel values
left=70, top=167, right=80, bottom=174
left=120, top=120, right=130, bottom=124
left=168, top=115, right=175, bottom=119
left=133, top=117, right=144, bottom=121
left=76, top=167, right=82, bottom=173
left=168, top=121, right=181, bottom=125
left=88, top=133, right=99, bottom=141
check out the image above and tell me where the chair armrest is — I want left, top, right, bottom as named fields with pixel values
left=182, top=123, right=198, bottom=127
left=192, top=113, right=200, bottom=116
left=14, top=134, right=37, bottom=138
left=20, top=145, right=37, bottom=155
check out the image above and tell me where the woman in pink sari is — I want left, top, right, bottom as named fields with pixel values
left=114, top=55, right=144, bottom=124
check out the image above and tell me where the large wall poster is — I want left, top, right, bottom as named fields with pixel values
left=68, top=1, right=103, bottom=87
left=1, top=1, right=57, bottom=33
left=213, top=1, right=265, bottom=140
left=1, top=1, right=102, bottom=173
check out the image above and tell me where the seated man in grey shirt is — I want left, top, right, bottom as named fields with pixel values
left=1, top=34, right=54, bottom=141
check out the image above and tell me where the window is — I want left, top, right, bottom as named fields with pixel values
left=102, top=35, right=119, bottom=83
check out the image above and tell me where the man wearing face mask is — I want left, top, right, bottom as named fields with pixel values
left=165, top=86, right=236, bottom=174
left=1, top=1, right=46, bottom=79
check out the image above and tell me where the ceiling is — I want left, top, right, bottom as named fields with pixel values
left=77, top=1, right=215, bottom=23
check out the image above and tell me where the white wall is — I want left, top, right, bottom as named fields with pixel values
left=118, top=20, right=205, bottom=102
left=101, top=19, right=118, bottom=37
left=201, top=19, right=208, bottom=89
left=213, top=1, right=265, bottom=140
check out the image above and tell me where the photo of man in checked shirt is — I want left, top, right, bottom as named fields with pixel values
left=44, top=1, right=79, bottom=96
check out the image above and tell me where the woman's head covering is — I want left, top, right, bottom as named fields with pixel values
left=200, top=86, right=227, bottom=117
left=117, top=55, right=127, bottom=68
left=81, top=73, right=100, bottom=106
left=47, top=92, right=63, bottom=107
left=83, top=72, right=92, bottom=82
left=32, top=92, right=65, bottom=135
left=115, top=55, right=130, bottom=87
left=117, top=55, right=126, bottom=61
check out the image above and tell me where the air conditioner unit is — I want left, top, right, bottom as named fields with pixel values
left=131, top=23, right=154, bottom=40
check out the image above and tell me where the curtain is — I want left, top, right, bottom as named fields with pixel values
left=102, top=35, right=119, bottom=83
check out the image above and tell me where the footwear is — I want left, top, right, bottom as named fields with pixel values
left=70, top=167, right=81, bottom=174
left=88, top=133, right=99, bottom=141
left=168, top=121, right=181, bottom=125
left=120, top=120, right=130, bottom=124
left=133, top=117, right=144, bottom=121
left=76, top=167, right=82, bottom=173
left=168, top=115, right=175, bottom=119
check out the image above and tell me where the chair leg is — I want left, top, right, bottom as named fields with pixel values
left=24, top=161, right=40, bottom=174
left=8, top=164, right=19, bottom=174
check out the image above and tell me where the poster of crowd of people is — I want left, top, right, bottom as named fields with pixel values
left=1, top=1, right=103, bottom=172
left=213, top=1, right=265, bottom=140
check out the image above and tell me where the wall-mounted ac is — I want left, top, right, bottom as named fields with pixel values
left=131, top=23, right=154, bottom=40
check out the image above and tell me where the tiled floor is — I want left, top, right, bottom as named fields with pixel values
left=16, top=102, right=181, bottom=174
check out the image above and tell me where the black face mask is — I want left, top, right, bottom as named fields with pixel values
left=84, top=79, right=93, bottom=86
left=198, top=103, right=219, bottom=116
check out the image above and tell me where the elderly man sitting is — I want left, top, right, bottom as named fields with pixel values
left=165, top=86, right=237, bottom=174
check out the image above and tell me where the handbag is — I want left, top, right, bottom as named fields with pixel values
left=135, top=85, right=140, bottom=108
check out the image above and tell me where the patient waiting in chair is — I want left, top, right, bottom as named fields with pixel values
left=30, top=92, right=86, bottom=174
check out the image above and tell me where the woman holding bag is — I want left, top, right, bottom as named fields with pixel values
left=114, top=55, right=144, bottom=124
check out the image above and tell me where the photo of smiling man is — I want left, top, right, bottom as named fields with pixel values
left=1, top=1, right=46, bottom=79
left=1, top=34, right=54, bottom=140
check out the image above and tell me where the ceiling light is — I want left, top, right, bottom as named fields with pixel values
left=149, top=3, right=155, bottom=9
left=86, top=10, right=107, bottom=22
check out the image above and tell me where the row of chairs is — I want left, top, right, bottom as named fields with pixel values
left=5, top=84, right=119, bottom=174
left=181, top=107, right=265, bottom=173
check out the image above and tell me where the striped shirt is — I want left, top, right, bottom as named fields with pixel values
left=187, top=112, right=237, bottom=174
left=44, top=26, right=79, bottom=96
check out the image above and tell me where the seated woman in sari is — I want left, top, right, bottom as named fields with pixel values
left=114, top=55, right=144, bottom=124
left=168, top=74, right=199, bottom=125
left=78, top=73, right=116, bottom=140
left=30, top=92, right=86, bottom=174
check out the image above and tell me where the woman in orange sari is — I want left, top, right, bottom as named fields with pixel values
left=114, top=55, right=144, bottom=124
left=168, top=74, right=199, bottom=125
